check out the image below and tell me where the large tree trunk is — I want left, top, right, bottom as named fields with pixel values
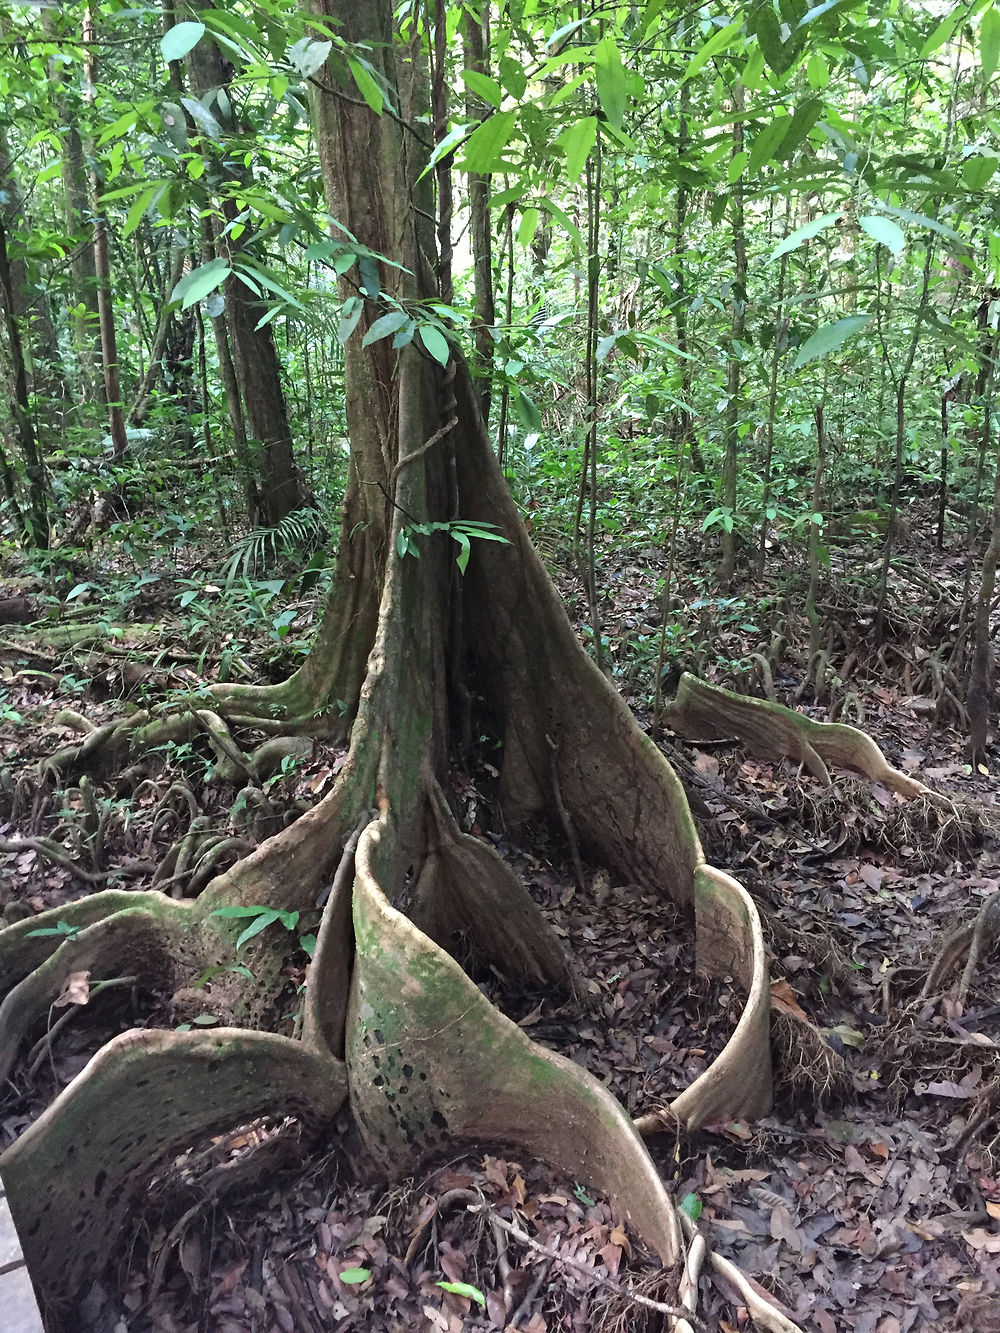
left=0, top=3, right=774, bottom=1320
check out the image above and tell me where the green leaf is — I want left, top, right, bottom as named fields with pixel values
left=537, top=197, right=584, bottom=248
left=191, top=1013, right=220, bottom=1026
left=920, top=6, right=962, bottom=58
left=338, top=296, right=364, bottom=344
left=747, top=115, right=791, bottom=176
left=869, top=203, right=963, bottom=244
left=362, top=310, right=410, bottom=347
left=792, top=313, right=871, bottom=368
left=418, top=324, right=450, bottom=365
left=858, top=214, right=905, bottom=255
left=983, top=7, right=1000, bottom=80
left=515, top=389, right=542, bottom=434
left=770, top=209, right=843, bottom=260
left=211, top=905, right=274, bottom=918
left=498, top=56, right=527, bottom=99
left=962, top=155, right=998, bottom=190
left=683, top=20, right=744, bottom=82
left=235, top=911, right=280, bottom=951
left=347, top=57, right=384, bottom=113
left=679, top=1192, right=702, bottom=1222
left=596, top=333, right=617, bottom=362
left=436, top=1281, right=486, bottom=1307
left=161, top=20, right=205, bottom=63
left=462, top=69, right=503, bottom=107
left=122, top=185, right=160, bottom=240
left=728, top=150, right=748, bottom=183
left=518, top=208, right=539, bottom=248
left=171, top=258, right=231, bottom=310
left=780, top=97, right=823, bottom=159
left=595, top=36, right=626, bottom=131
left=288, top=37, right=331, bottom=79
left=339, top=1268, right=371, bottom=1285
left=453, top=530, right=471, bottom=574
left=751, top=5, right=797, bottom=75
left=806, top=52, right=829, bottom=88
left=463, top=111, right=516, bottom=173
left=558, top=116, right=598, bottom=182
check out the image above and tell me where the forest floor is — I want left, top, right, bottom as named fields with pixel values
left=1, top=505, right=1000, bottom=1333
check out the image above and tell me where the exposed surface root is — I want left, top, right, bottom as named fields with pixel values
left=922, top=891, right=1000, bottom=1002
left=665, top=671, right=952, bottom=808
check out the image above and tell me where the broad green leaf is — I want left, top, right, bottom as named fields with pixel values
left=547, top=72, right=590, bottom=109
left=728, top=150, right=748, bottom=183
left=683, top=20, right=744, bottom=82
left=770, top=210, right=843, bottom=261
left=181, top=96, right=221, bottom=139
left=122, top=185, right=160, bottom=240
left=235, top=911, right=279, bottom=951
left=463, top=111, right=516, bottom=173
left=498, top=55, right=527, bottom=99
left=594, top=35, right=626, bottom=131
left=362, top=310, right=409, bottom=347
left=421, top=123, right=472, bottom=181
left=920, top=6, right=962, bottom=57
left=172, top=259, right=231, bottom=310
left=462, top=69, right=503, bottom=107
left=538, top=197, right=584, bottom=248
left=870, top=204, right=963, bottom=243
left=679, top=1192, right=702, bottom=1221
left=418, top=324, right=450, bottom=365
left=161, top=20, right=205, bottom=63
left=780, top=98, right=823, bottom=159
left=233, top=260, right=303, bottom=310
left=752, top=5, right=796, bottom=75
left=347, top=57, right=383, bottom=113
left=963, top=155, right=998, bottom=190
left=339, top=1268, right=370, bottom=1284
left=288, top=37, right=331, bottom=78
left=453, top=530, right=471, bottom=574
left=558, top=116, right=598, bottom=182
left=982, top=7, right=1000, bottom=80
left=515, top=389, right=542, bottom=433
left=596, top=333, right=617, bottom=362
left=858, top=214, right=905, bottom=255
left=806, top=52, right=829, bottom=88
left=747, top=115, right=791, bottom=176
left=793, top=313, right=871, bottom=368
left=436, top=1281, right=486, bottom=1307
left=338, top=296, right=364, bottom=343
left=518, top=208, right=539, bottom=248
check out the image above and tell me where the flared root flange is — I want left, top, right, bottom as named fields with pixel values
left=0, top=1027, right=346, bottom=1309
left=347, top=816, right=683, bottom=1267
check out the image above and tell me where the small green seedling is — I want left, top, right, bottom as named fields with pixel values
left=210, top=904, right=301, bottom=951
left=25, top=919, right=82, bottom=941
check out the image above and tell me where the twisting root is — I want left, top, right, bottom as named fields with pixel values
left=922, top=892, right=1000, bottom=1003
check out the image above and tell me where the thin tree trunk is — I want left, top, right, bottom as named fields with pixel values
left=463, top=6, right=495, bottom=423
left=0, top=217, right=48, bottom=545
left=719, top=85, right=746, bottom=589
left=83, top=6, right=128, bottom=459
left=184, top=2, right=302, bottom=524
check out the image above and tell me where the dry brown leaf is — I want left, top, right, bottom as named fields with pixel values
left=53, top=969, right=91, bottom=1008
left=770, top=978, right=809, bottom=1021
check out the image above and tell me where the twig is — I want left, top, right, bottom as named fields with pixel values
left=482, top=1207, right=703, bottom=1328
left=27, top=976, right=139, bottom=1080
